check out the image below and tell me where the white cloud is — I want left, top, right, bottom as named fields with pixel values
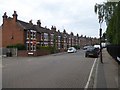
left=0, top=0, right=107, bottom=37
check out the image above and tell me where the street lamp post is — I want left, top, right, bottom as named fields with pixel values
left=100, top=28, right=103, bottom=63
left=95, top=3, right=104, bottom=63
left=95, top=3, right=104, bottom=64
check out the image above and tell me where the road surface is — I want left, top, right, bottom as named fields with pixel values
left=2, top=50, right=96, bottom=88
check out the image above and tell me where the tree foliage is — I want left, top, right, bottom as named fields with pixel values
left=94, top=2, right=118, bottom=25
left=106, top=1, right=120, bottom=45
left=7, top=44, right=26, bottom=50
left=94, top=1, right=120, bottom=45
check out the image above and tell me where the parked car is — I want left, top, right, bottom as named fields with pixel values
left=67, top=47, right=77, bottom=53
left=94, top=45, right=100, bottom=49
left=85, top=47, right=99, bottom=58
left=83, top=45, right=93, bottom=50
left=101, top=43, right=106, bottom=48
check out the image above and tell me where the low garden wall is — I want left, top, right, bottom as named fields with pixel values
left=17, top=50, right=51, bottom=57
left=107, top=45, right=120, bottom=62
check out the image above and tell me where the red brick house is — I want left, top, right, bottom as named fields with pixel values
left=2, top=11, right=26, bottom=48
left=55, top=30, right=63, bottom=50
left=1, top=11, right=99, bottom=56
left=0, top=26, right=2, bottom=48
left=1, top=11, right=65, bottom=52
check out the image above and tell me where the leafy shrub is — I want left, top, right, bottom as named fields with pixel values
left=7, top=44, right=26, bottom=50
left=72, top=45, right=80, bottom=49
left=37, top=46, right=57, bottom=54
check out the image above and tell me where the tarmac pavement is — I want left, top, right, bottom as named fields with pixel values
left=94, top=48, right=120, bottom=89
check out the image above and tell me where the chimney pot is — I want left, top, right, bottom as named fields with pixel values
left=51, top=26, right=56, bottom=31
left=2, top=12, right=7, bottom=19
left=2, top=12, right=8, bottom=24
left=12, top=11, right=18, bottom=22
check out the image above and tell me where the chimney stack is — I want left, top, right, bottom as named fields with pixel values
left=2, top=12, right=8, bottom=24
left=51, top=25, right=56, bottom=32
left=12, top=11, right=18, bottom=22
left=2, top=12, right=7, bottom=19
left=63, top=29, right=66, bottom=34
left=53, top=26, right=56, bottom=31
left=51, top=26, right=54, bottom=30
left=77, top=33, right=79, bottom=37
left=37, top=20, right=41, bottom=27
left=29, top=20, right=33, bottom=25
left=71, top=32, right=74, bottom=36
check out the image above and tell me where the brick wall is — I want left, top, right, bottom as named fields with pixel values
left=17, top=50, right=51, bottom=57
left=0, top=26, right=2, bottom=48
left=2, top=12, right=25, bottom=48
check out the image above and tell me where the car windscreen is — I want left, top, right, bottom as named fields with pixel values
left=87, top=47, right=95, bottom=51
left=68, top=48, right=72, bottom=50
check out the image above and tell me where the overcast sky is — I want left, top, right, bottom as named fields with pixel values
left=0, top=0, right=107, bottom=38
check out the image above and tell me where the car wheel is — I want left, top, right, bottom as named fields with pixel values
left=94, top=54, right=98, bottom=58
left=85, top=54, right=88, bottom=57
left=95, top=56, right=98, bottom=58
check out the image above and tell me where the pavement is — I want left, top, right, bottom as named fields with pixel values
left=94, top=48, right=120, bottom=89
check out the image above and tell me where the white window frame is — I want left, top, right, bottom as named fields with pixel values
left=30, top=30, right=36, bottom=40
left=58, top=36, right=61, bottom=43
left=50, top=41, right=52, bottom=45
left=26, top=41, right=36, bottom=51
left=41, top=33, right=43, bottom=41
left=58, top=43, right=61, bottom=49
left=44, top=42, right=48, bottom=46
left=44, top=33, right=48, bottom=41
left=51, top=34, right=54, bottom=41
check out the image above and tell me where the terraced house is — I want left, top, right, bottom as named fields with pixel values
left=1, top=11, right=99, bottom=56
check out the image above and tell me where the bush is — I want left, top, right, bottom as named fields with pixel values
left=37, top=46, right=57, bottom=54
left=72, top=45, right=80, bottom=49
left=7, top=44, right=26, bottom=50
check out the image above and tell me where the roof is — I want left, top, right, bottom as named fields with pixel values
left=17, top=20, right=54, bottom=34
left=35, top=25, right=51, bottom=33
left=17, top=20, right=36, bottom=30
left=16, top=20, right=75, bottom=38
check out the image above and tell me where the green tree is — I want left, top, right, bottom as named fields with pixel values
left=94, top=2, right=118, bottom=25
left=94, top=1, right=120, bottom=45
left=106, top=1, right=120, bottom=45
left=7, top=44, right=26, bottom=50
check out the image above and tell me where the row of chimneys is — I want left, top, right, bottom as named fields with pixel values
left=2, top=11, right=57, bottom=30
left=2, top=11, right=90, bottom=38
left=2, top=11, right=44, bottom=28
left=3, top=11, right=18, bottom=23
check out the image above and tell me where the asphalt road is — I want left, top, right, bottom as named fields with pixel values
left=2, top=50, right=96, bottom=88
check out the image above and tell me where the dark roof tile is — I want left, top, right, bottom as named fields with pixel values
left=17, top=20, right=35, bottom=30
